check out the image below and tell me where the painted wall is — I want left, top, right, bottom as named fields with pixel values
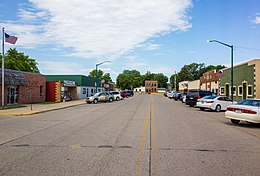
left=249, top=59, right=260, bottom=99
left=188, top=80, right=200, bottom=90
left=220, top=62, right=255, bottom=102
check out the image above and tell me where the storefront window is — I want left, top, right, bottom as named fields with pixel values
left=238, top=86, right=242, bottom=96
left=248, top=85, right=253, bottom=96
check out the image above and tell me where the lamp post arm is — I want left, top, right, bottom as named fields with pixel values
left=209, top=40, right=232, bottom=48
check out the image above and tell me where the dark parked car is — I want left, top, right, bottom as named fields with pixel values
left=185, top=90, right=215, bottom=107
left=174, top=92, right=182, bottom=101
left=180, top=92, right=187, bottom=103
left=126, top=90, right=134, bottom=97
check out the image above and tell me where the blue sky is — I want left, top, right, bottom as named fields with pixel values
left=0, top=0, right=260, bottom=81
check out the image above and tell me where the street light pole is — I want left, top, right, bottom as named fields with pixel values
left=95, top=60, right=111, bottom=93
left=207, top=40, right=234, bottom=101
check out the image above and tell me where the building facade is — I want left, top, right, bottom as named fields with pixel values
left=178, top=81, right=189, bottom=92
left=219, top=59, right=260, bottom=102
left=46, top=75, right=104, bottom=102
left=0, top=69, right=46, bottom=105
left=145, top=80, right=158, bottom=93
left=187, top=80, right=200, bottom=91
left=200, top=70, right=221, bottom=94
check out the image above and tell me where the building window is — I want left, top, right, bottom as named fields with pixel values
left=248, top=85, right=253, bottom=96
left=40, top=86, right=43, bottom=96
left=220, top=87, right=225, bottom=95
left=238, top=86, right=242, bottom=96
left=231, top=86, right=236, bottom=96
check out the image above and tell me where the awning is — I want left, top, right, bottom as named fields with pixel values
left=0, top=70, right=28, bottom=86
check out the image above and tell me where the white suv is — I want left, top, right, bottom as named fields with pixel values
left=110, top=91, right=123, bottom=101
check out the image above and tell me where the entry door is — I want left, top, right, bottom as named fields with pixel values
left=242, top=83, right=247, bottom=100
left=7, top=86, right=18, bottom=105
left=225, top=84, right=230, bottom=98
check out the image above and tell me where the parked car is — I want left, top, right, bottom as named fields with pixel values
left=196, top=95, right=235, bottom=112
left=180, top=92, right=187, bottom=103
left=86, top=92, right=113, bottom=104
left=110, top=91, right=123, bottom=101
left=126, top=90, right=134, bottom=97
left=120, top=91, right=127, bottom=98
left=106, top=92, right=115, bottom=101
left=186, top=90, right=215, bottom=107
left=174, top=92, right=182, bottom=101
left=225, top=99, right=260, bottom=124
left=167, top=91, right=178, bottom=99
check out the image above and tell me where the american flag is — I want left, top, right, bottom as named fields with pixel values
left=215, top=71, right=225, bottom=78
left=5, top=33, right=18, bottom=44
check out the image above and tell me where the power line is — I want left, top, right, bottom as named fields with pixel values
left=234, top=46, right=260, bottom=51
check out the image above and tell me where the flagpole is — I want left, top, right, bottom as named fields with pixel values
left=2, top=27, right=5, bottom=109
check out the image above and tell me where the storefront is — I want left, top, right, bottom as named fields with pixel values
left=46, top=75, right=104, bottom=101
left=0, top=69, right=46, bottom=105
left=219, top=59, right=260, bottom=102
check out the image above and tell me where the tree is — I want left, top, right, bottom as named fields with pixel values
left=153, top=73, right=168, bottom=88
left=116, top=70, right=143, bottom=90
left=0, top=48, right=40, bottom=73
left=88, top=69, right=112, bottom=83
left=102, top=73, right=112, bottom=83
left=89, top=69, right=104, bottom=80
left=177, top=63, right=205, bottom=82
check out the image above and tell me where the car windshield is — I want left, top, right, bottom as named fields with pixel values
left=237, top=99, right=260, bottom=107
left=203, top=95, right=217, bottom=99
left=93, top=93, right=101, bottom=96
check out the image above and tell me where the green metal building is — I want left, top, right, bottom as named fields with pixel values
left=46, top=75, right=104, bottom=100
left=219, top=59, right=260, bottom=102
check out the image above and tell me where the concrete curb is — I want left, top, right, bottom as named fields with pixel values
left=0, top=102, right=86, bottom=117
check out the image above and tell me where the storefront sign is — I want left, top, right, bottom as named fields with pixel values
left=63, top=80, right=76, bottom=87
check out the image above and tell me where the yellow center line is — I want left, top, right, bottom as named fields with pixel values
left=135, top=104, right=150, bottom=176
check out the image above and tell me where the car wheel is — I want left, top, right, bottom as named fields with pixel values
left=116, top=97, right=119, bottom=101
left=93, top=99, right=98, bottom=104
left=215, top=105, right=221, bottom=112
left=109, top=98, right=113, bottom=102
left=231, top=119, right=240, bottom=124
left=200, top=107, right=205, bottom=111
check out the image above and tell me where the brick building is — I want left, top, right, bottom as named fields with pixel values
left=0, top=69, right=46, bottom=105
left=200, top=70, right=221, bottom=94
left=145, top=80, right=158, bottom=94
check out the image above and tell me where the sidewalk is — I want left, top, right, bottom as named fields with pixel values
left=0, top=99, right=86, bottom=116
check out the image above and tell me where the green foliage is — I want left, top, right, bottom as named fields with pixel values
left=88, top=69, right=112, bottom=83
left=170, top=63, right=226, bottom=91
left=89, top=69, right=104, bottom=80
left=116, top=70, right=168, bottom=89
left=116, top=70, right=143, bottom=90
left=0, top=48, right=40, bottom=73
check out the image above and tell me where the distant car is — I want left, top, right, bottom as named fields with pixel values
left=120, top=91, right=127, bottom=98
left=225, top=99, right=260, bottom=124
left=174, top=92, right=182, bottom=101
left=196, top=95, right=235, bottom=112
left=86, top=92, right=113, bottom=104
left=180, top=92, right=187, bottom=103
left=109, top=91, right=122, bottom=101
left=186, top=90, right=216, bottom=107
left=167, top=91, right=178, bottom=99
left=106, top=92, right=115, bottom=102
left=126, top=90, right=134, bottom=97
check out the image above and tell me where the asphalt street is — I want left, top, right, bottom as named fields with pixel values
left=1, top=94, right=260, bottom=176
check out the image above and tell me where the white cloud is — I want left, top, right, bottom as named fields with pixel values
left=3, top=0, right=192, bottom=58
left=122, top=56, right=174, bottom=77
left=38, top=61, right=90, bottom=75
left=144, top=43, right=162, bottom=51
left=252, top=16, right=260, bottom=24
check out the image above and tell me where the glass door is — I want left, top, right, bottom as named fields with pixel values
left=7, top=86, right=18, bottom=105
